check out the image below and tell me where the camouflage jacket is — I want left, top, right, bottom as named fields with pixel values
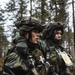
left=45, top=40, right=72, bottom=75
left=2, top=36, right=48, bottom=75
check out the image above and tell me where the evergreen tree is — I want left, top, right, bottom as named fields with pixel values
left=15, top=0, right=28, bottom=22
left=4, top=0, right=28, bottom=42
left=0, top=6, right=9, bottom=57
left=30, top=0, right=50, bottom=24
left=50, top=0, right=68, bottom=22
left=2, top=0, right=74, bottom=55
left=5, top=0, right=28, bottom=22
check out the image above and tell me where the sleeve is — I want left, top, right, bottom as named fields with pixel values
left=16, top=42, right=28, bottom=59
left=3, top=52, right=28, bottom=75
left=38, top=40, right=47, bottom=56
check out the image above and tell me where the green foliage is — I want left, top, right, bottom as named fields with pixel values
left=6, top=0, right=16, bottom=12
left=0, top=0, right=74, bottom=56
left=50, top=0, right=68, bottom=22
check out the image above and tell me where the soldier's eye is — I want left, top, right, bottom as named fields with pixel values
left=56, top=32, right=62, bottom=35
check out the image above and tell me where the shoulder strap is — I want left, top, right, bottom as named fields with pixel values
left=6, top=46, right=16, bottom=56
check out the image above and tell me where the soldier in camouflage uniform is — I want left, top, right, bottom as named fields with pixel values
left=43, top=22, right=72, bottom=75
left=2, top=17, right=48, bottom=75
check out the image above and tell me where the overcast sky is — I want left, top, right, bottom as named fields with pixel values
left=0, top=0, right=10, bottom=3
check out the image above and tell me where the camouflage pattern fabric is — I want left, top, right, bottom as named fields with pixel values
left=2, top=36, right=48, bottom=75
left=15, top=16, right=43, bottom=32
left=47, top=45, right=71, bottom=75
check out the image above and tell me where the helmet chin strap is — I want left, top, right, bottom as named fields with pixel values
left=27, top=30, right=32, bottom=41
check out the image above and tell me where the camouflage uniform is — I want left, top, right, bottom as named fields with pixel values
left=2, top=17, right=48, bottom=75
left=43, top=22, right=72, bottom=75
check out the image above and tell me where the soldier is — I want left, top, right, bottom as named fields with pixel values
left=2, top=17, right=48, bottom=75
left=43, top=22, right=73, bottom=75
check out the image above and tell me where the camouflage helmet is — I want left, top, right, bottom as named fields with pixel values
left=15, top=16, right=43, bottom=32
left=43, top=22, right=64, bottom=39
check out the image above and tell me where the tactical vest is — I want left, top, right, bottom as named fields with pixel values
left=2, top=40, right=47, bottom=75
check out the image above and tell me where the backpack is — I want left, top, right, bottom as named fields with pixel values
left=1, top=46, right=16, bottom=75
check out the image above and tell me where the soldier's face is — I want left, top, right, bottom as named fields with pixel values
left=54, top=30, right=62, bottom=41
left=30, top=29, right=40, bottom=44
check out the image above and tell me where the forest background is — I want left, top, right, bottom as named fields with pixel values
left=0, top=0, right=75, bottom=72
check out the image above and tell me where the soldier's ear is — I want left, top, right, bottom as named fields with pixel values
left=24, top=32, right=29, bottom=39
